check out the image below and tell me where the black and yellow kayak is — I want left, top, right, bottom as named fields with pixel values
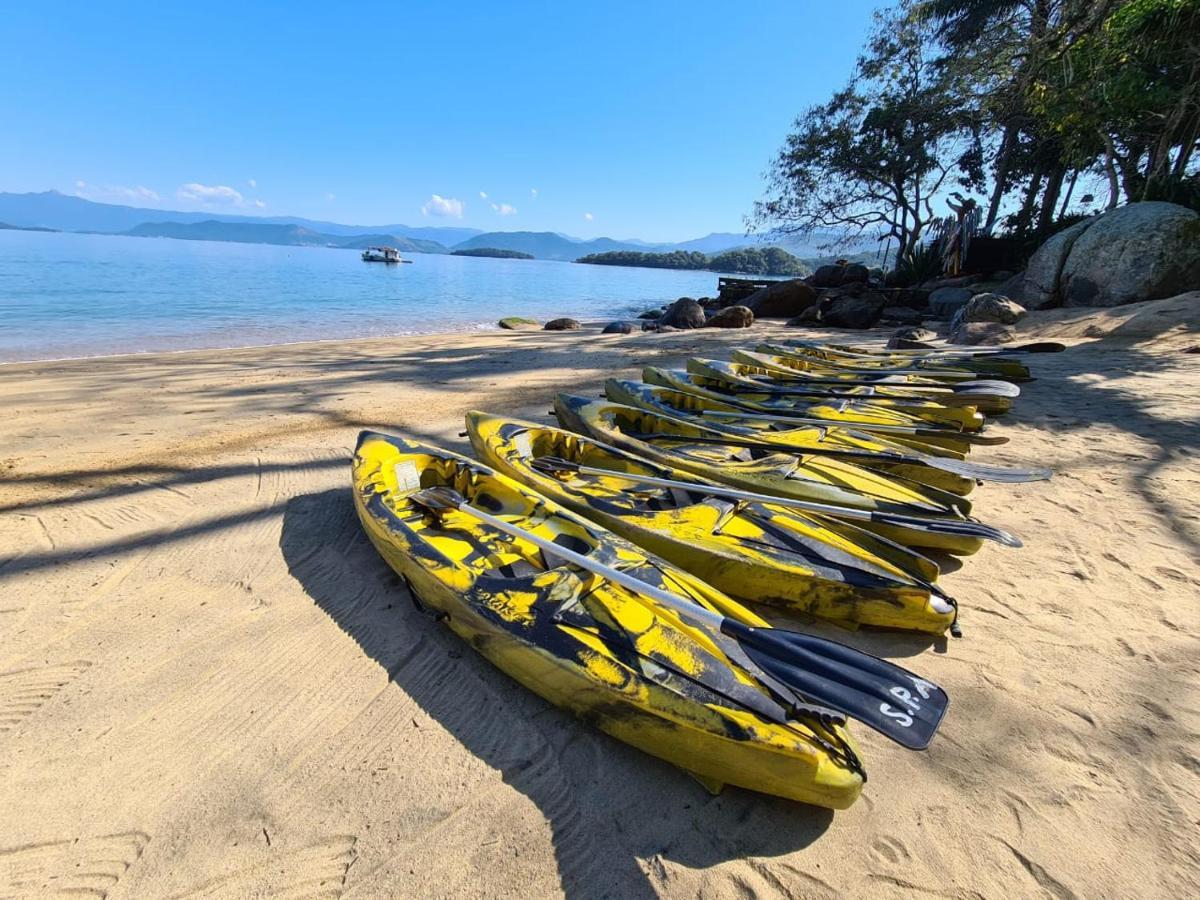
left=768, top=341, right=1033, bottom=381
left=605, top=379, right=976, bottom=495
left=352, top=431, right=950, bottom=807
left=466, top=411, right=958, bottom=633
left=553, top=395, right=1023, bottom=556
left=732, top=348, right=1019, bottom=415
left=643, top=366, right=1003, bottom=450
left=687, top=357, right=987, bottom=431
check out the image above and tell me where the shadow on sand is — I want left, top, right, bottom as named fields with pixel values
left=280, top=486, right=836, bottom=898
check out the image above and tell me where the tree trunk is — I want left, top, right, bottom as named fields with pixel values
left=1101, top=134, right=1120, bottom=210
left=984, top=123, right=1017, bottom=234
left=1014, top=160, right=1046, bottom=234
left=1037, top=164, right=1066, bottom=232
left=1058, top=170, right=1078, bottom=218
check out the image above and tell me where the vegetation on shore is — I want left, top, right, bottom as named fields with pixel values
left=755, top=0, right=1200, bottom=259
left=577, top=246, right=809, bottom=276
left=451, top=247, right=535, bottom=259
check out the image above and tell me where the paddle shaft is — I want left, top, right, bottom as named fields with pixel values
left=432, top=496, right=729, bottom=632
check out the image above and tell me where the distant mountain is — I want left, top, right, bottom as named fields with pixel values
left=0, top=221, right=58, bottom=232
left=125, top=220, right=447, bottom=254
left=0, top=190, right=884, bottom=262
left=451, top=231, right=674, bottom=261
left=0, top=191, right=479, bottom=245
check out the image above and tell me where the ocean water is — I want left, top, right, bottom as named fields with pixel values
left=0, top=230, right=732, bottom=362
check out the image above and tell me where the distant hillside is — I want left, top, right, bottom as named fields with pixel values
left=451, top=231, right=665, bottom=261
left=125, top=220, right=447, bottom=254
left=452, top=247, right=534, bottom=259
left=577, top=247, right=810, bottom=277
left=0, top=221, right=58, bottom=232
left=0, top=191, right=479, bottom=245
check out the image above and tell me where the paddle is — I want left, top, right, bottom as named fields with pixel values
left=625, top=429, right=1051, bottom=484
left=410, top=485, right=948, bottom=750
left=690, top=409, right=1010, bottom=446
left=530, top=456, right=1022, bottom=548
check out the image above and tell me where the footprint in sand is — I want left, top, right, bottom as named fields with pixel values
left=0, top=831, right=149, bottom=898
left=869, top=834, right=912, bottom=866
left=0, top=662, right=91, bottom=733
left=171, top=836, right=357, bottom=899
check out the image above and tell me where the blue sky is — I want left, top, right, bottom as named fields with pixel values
left=2, top=1, right=880, bottom=242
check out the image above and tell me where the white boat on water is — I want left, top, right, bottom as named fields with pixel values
left=361, top=246, right=409, bottom=263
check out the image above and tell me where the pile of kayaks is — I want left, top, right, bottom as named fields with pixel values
left=352, top=338, right=1060, bottom=810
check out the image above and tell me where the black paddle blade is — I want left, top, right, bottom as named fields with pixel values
left=720, top=620, right=948, bottom=750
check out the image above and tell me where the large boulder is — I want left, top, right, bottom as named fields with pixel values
left=949, top=321, right=1015, bottom=345
left=962, top=293, right=1026, bottom=325
left=841, top=263, right=870, bottom=284
left=786, top=306, right=823, bottom=326
left=1060, top=202, right=1200, bottom=307
left=819, top=294, right=887, bottom=329
left=928, top=286, right=974, bottom=317
left=602, top=320, right=637, bottom=334
left=637, top=308, right=664, bottom=319
left=743, top=279, right=819, bottom=318
left=1022, top=218, right=1094, bottom=309
left=544, top=317, right=581, bottom=331
left=705, top=305, right=754, bottom=328
left=659, top=297, right=706, bottom=329
left=810, top=264, right=844, bottom=287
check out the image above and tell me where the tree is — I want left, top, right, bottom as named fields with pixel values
left=754, top=2, right=970, bottom=257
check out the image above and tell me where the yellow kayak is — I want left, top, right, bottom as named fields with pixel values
left=733, top=348, right=1018, bottom=415
left=604, top=378, right=976, bottom=496
left=687, top=357, right=987, bottom=431
left=466, top=411, right=956, bottom=634
left=352, top=430, right=865, bottom=808
left=643, top=366, right=1001, bottom=450
left=553, top=394, right=998, bottom=556
left=767, top=341, right=1032, bottom=381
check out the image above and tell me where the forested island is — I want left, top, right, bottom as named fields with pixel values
left=451, top=247, right=535, bottom=259
left=576, top=246, right=808, bottom=276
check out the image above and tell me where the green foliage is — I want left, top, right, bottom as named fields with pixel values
left=755, top=1, right=968, bottom=256
left=892, top=241, right=944, bottom=286
left=576, top=247, right=809, bottom=276
left=451, top=247, right=534, bottom=259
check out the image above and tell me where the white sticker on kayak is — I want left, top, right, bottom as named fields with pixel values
left=512, top=430, right=533, bottom=458
left=393, top=460, right=421, bottom=492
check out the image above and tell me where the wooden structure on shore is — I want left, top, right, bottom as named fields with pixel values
left=717, top=277, right=775, bottom=303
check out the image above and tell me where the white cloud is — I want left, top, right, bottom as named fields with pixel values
left=74, top=181, right=161, bottom=204
left=479, top=191, right=488, bottom=199
left=491, top=202, right=517, bottom=216
left=254, top=199, right=267, bottom=209
left=247, top=178, right=257, bottom=188
left=584, top=212, right=594, bottom=221
left=421, top=194, right=464, bottom=218
left=530, top=188, right=538, bottom=199
left=176, top=183, right=246, bottom=206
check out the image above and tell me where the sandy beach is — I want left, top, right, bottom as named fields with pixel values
left=2, top=308, right=1198, bottom=898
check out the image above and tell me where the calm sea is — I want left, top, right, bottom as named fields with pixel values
left=0, top=230, right=730, bottom=363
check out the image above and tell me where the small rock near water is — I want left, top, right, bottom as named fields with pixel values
left=840, top=263, right=870, bottom=284
left=963, top=293, right=1026, bottom=325
left=705, top=305, right=754, bottom=328
left=887, top=326, right=938, bottom=349
left=744, top=279, right=819, bottom=318
left=949, top=321, right=1015, bottom=345
left=602, top=320, right=637, bottom=334
left=637, top=308, right=664, bottom=319
left=498, top=316, right=541, bottom=330
left=659, top=297, right=706, bottom=329
left=544, top=317, right=581, bottom=331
